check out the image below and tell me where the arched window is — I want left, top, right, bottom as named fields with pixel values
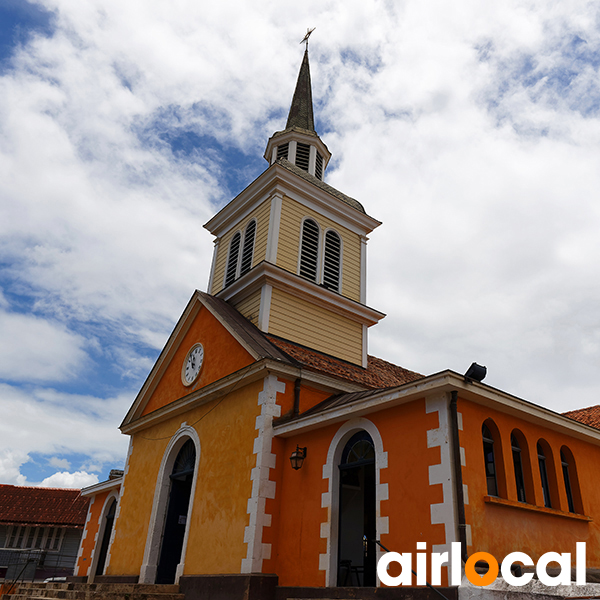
left=299, top=218, right=320, bottom=282
left=537, top=442, right=552, bottom=508
left=240, top=219, right=256, bottom=276
left=560, top=446, right=582, bottom=514
left=225, top=231, right=241, bottom=287
left=511, top=434, right=527, bottom=503
left=322, top=230, right=341, bottom=292
left=482, top=424, right=498, bottom=496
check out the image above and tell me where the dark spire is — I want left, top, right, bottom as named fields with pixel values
left=285, top=49, right=315, bottom=132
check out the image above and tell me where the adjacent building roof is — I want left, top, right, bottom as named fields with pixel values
left=0, top=485, right=89, bottom=528
left=563, top=405, right=600, bottom=430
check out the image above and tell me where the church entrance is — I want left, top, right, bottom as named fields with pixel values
left=156, top=439, right=196, bottom=584
left=94, top=498, right=116, bottom=577
left=337, top=431, right=376, bottom=587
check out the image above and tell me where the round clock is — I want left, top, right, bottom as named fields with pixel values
left=182, top=343, right=204, bottom=386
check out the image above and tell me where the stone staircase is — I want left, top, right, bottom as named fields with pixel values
left=0, top=582, right=184, bottom=600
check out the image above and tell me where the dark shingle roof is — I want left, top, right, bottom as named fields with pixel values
left=563, top=405, right=600, bottom=430
left=0, top=485, right=89, bottom=528
left=286, top=49, right=315, bottom=132
left=276, top=158, right=366, bottom=214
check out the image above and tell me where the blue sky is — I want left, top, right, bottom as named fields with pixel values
left=1, top=0, right=600, bottom=487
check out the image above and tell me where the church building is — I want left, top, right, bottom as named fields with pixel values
left=74, top=47, right=600, bottom=600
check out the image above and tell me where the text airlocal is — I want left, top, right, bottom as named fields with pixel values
left=377, top=542, right=587, bottom=587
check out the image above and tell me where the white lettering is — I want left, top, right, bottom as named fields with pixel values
left=500, top=552, right=534, bottom=586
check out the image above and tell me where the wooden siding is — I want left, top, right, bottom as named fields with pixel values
left=276, top=196, right=361, bottom=302
left=210, top=199, right=272, bottom=295
left=269, top=288, right=363, bottom=365
left=231, top=289, right=262, bottom=327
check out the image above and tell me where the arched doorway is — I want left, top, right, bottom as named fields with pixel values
left=337, top=431, right=376, bottom=587
left=156, top=439, right=196, bottom=584
left=94, top=498, right=117, bottom=578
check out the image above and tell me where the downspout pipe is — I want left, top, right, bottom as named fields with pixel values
left=449, top=390, right=468, bottom=564
left=292, top=378, right=301, bottom=417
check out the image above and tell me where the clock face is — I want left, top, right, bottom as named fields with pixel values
left=182, top=343, right=204, bottom=386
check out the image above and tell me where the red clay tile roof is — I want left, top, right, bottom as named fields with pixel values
left=0, top=485, right=89, bottom=528
left=265, top=335, right=423, bottom=389
left=563, top=405, right=600, bottom=430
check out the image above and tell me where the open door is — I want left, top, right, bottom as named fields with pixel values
left=337, top=431, right=376, bottom=587
left=94, top=498, right=116, bottom=577
left=156, top=439, right=196, bottom=584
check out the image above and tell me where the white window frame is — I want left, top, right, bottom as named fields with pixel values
left=3, top=525, right=65, bottom=551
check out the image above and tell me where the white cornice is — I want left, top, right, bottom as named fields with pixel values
left=204, top=163, right=380, bottom=238
left=273, top=370, right=600, bottom=445
left=217, top=261, right=385, bottom=327
left=81, top=477, right=122, bottom=497
left=121, top=358, right=365, bottom=436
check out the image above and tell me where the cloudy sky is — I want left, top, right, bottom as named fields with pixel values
left=1, top=0, right=599, bottom=488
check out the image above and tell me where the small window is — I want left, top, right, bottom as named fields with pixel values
left=561, top=449, right=577, bottom=513
left=511, top=434, right=527, bottom=503
left=277, top=143, right=289, bottom=160
left=296, top=142, right=310, bottom=172
left=537, top=442, right=552, bottom=508
left=240, top=220, right=256, bottom=276
left=322, top=230, right=341, bottom=292
left=315, top=152, right=324, bottom=180
left=482, top=424, right=498, bottom=496
left=299, top=219, right=320, bottom=282
left=225, top=232, right=241, bottom=287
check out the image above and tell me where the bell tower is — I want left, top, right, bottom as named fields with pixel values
left=204, top=47, right=384, bottom=367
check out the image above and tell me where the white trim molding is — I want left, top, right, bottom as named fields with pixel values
left=241, top=375, right=284, bottom=573
left=139, top=425, right=201, bottom=584
left=266, top=193, right=283, bottom=264
left=426, top=394, right=458, bottom=555
left=319, top=418, right=388, bottom=587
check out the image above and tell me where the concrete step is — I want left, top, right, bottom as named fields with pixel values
left=2, top=583, right=182, bottom=600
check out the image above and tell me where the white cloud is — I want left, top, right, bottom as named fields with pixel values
left=39, top=471, right=99, bottom=489
left=1, top=0, right=600, bottom=484
left=0, top=308, right=87, bottom=382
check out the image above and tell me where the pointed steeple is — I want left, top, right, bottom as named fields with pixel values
left=264, top=48, right=331, bottom=180
left=285, top=49, right=315, bottom=132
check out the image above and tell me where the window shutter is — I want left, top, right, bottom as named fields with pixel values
left=296, top=143, right=310, bottom=172
left=323, top=230, right=341, bottom=292
left=277, top=143, right=289, bottom=160
left=225, top=232, right=241, bottom=287
left=240, top=220, right=256, bottom=276
left=315, top=152, right=323, bottom=180
left=299, top=219, right=319, bottom=281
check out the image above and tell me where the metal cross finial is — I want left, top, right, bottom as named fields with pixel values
left=300, top=27, right=316, bottom=50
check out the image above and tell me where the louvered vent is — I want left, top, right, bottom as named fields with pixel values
left=315, top=152, right=323, bottom=180
left=225, top=232, right=241, bottom=287
left=296, top=143, right=310, bottom=172
left=277, top=143, right=289, bottom=160
left=299, top=219, right=319, bottom=282
left=323, top=230, right=341, bottom=292
left=240, top=220, right=256, bottom=276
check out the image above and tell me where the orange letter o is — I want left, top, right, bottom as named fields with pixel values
left=465, top=552, right=499, bottom=587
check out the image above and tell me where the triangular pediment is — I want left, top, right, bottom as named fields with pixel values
left=120, top=291, right=292, bottom=428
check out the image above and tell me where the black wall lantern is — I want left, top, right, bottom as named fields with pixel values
left=290, top=445, right=307, bottom=470
left=464, top=362, right=487, bottom=383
